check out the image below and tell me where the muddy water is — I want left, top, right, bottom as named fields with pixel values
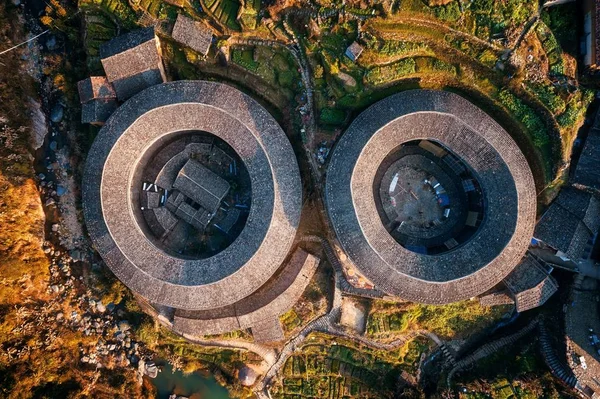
left=147, top=364, right=230, bottom=399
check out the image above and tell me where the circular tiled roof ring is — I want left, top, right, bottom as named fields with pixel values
left=325, top=90, right=536, bottom=304
left=83, top=81, right=302, bottom=311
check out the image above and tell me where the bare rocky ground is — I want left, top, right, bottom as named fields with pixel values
left=13, top=5, right=162, bottom=386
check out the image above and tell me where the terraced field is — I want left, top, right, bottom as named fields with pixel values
left=203, top=0, right=240, bottom=30
left=271, top=336, right=429, bottom=398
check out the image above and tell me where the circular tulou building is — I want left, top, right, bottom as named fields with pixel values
left=325, top=90, right=537, bottom=304
left=83, top=81, right=308, bottom=340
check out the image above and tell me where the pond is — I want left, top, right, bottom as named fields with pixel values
left=147, top=364, right=230, bottom=399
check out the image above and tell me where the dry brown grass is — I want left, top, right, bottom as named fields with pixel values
left=0, top=5, right=156, bottom=397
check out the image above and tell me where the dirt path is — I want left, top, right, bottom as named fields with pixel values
left=250, top=235, right=451, bottom=398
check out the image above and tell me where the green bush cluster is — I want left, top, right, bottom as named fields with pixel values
left=237, top=0, right=259, bottom=30
left=499, top=0, right=537, bottom=26
left=231, top=48, right=259, bottom=72
left=319, top=108, right=346, bottom=125
left=366, top=300, right=509, bottom=340
left=415, top=56, right=457, bottom=75
left=557, top=90, right=594, bottom=129
left=498, top=89, right=549, bottom=148
left=82, top=13, right=117, bottom=70
left=478, top=49, right=498, bottom=67
left=346, top=7, right=373, bottom=16
left=540, top=3, right=577, bottom=48
left=433, top=1, right=461, bottom=22
left=138, top=0, right=162, bottom=17
left=446, top=35, right=499, bottom=68
left=464, top=0, right=537, bottom=41
left=366, top=310, right=416, bottom=336
left=321, top=32, right=350, bottom=55
left=365, top=57, right=416, bottom=85
left=527, top=83, right=566, bottom=115
left=279, top=309, right=302, bottom=333
left=377, top=39, right=433, bottom=57
left=535, top=22, right=565, bottom=76
left=230, top=46, right=301, bottom=92
left=274, top=344, right=400, bottom=398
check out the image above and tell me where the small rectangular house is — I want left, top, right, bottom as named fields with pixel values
left=172, top=14, right=214, bottom=56
left=100, top=27, right=166, bottom=101
left=77, top=76, right=118, bottom=126
left=345, top=41, right=364, bottom=62
left=173, top=159, right=230, bottom=214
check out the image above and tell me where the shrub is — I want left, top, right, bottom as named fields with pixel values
left=555, top=89, right=594, bottom=129
left=277, top=70, right=295, bottom=88
left=319, top=108, right=346, bottom=125
left=378, top=40, right=433, bottom=57
left=434, top=1, right=461, bottom=22
left=541, top=4, right=577, bottom=47
left=231, top=49, right=258, bottom=72
left=527, top=83, right=566, bottom=115
left=498, top=89, right=549, bottom=147
left=365, top=57, right=416, bottom=85
left=478, top=49, right=498, bottom=67
left=314, top=64, right=324, bottom=79
left=322, top=51, right=340, bottom=75
left=535, top=22, right=564, bottom=76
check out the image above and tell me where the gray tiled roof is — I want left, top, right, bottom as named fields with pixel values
left=111, top=69, right=164, bottom=101
left=534, top=187, right=600, bottom=260
left=77, top=77, right=116, bottom=103
left=173, top=159, right=229, bottom=213
left=99, top=27, right=156, bottom=59
left=504, top=253, right=558, bottom=312
left=345, top=41, right=363, bottom=61
left=82, top=81, right=302, bottom=311
left=325, top=90, right=537, bottom=304
left=172, top=14, right=213, bottom=56
left=479, top=290, right=515, bottom=307
left=100, top=28, right=165, bottom=101
left=504, top=253, right=552, bottom=293
left=81, top=99, right=118, bottom=125
left=172, top=248, right=319, bottom=337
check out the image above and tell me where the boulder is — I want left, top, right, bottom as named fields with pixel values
left=144, top=362, right=159, bottom=378
left=238, top=366, right=259, bottom=386
left=118, top=320, right=131, bottom=332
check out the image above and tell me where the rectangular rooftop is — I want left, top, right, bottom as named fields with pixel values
left=173, top=159, right=230, bottom=213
